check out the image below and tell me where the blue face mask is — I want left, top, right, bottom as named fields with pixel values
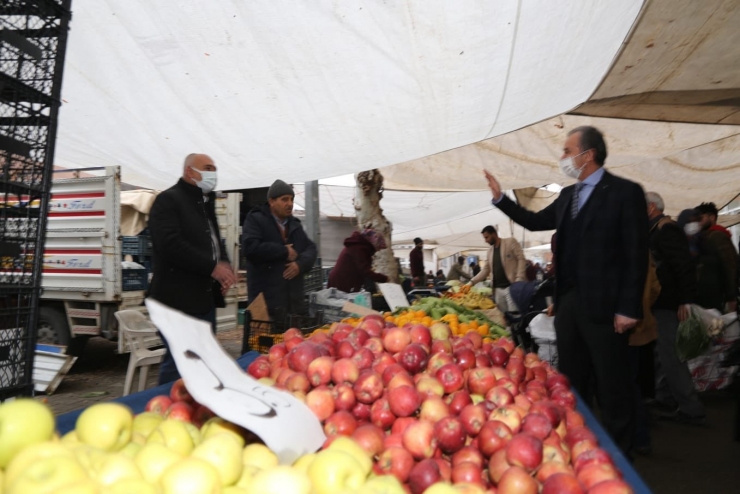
left=191, top=167, right=217, bottom=194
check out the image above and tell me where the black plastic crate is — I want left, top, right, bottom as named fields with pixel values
left=122, top=269, right=148, bottom=291
left=122, top=236, right=152, bottom=256
left=303, top=265, right=324, bottom=294
left=242, top=310, right=324, bottom=354
left=0, top=289, right=35, bottom=400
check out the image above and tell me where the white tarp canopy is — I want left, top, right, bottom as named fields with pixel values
left=52, top=0, right=739, bottom=250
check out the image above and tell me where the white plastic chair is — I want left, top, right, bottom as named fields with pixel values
left=115, top=310, right=166, bottom=396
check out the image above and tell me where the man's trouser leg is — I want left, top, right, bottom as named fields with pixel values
left=556, top=291, right=635, bottom=455
left=158, top=308, right=216, bottom=385
left=495, top=287, right=518, bottom=314
left=653, top=309, right=705, bottom=417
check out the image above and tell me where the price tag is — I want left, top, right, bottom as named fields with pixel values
left=377, top=282, right=410, bottom=311
left=145, top=299, right=326, bottom=464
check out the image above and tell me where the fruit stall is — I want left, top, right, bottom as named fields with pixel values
left=0, top=310, right=652, bottom=494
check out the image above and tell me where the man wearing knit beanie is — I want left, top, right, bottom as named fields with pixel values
left=242, top=179, right=317, bottom=320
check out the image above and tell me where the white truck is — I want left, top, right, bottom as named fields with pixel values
left=38, top=166, right=241, bottom=354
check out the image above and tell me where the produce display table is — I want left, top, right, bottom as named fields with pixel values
left=55, top=350, right=652, bottom=493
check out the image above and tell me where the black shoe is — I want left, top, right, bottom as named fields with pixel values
left=657, top=410, right=706, bottom=426
left=649, top=400, right=679, bottom=417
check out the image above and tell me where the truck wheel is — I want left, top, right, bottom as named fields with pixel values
left=37, top=306, right=88, bottom=356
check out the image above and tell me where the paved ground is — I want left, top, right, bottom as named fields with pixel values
left=39, top=330, right=740, bottom=493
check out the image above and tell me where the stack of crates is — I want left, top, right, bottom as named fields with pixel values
left=1, top=0, right=73, bottom=399
left=241, top=309, right=324, bottom=354
left=121, top=234, right=152, bottom=291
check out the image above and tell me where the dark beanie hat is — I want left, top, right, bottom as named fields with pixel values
left=267, top=180, right=294, bottom=200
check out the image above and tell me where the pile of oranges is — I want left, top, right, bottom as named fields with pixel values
left=382, top=310, right=491, bottom=338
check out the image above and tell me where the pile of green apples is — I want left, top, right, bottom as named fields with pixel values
left=0, top=397, right=409, bottom=494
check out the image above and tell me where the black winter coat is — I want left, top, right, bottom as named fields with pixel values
left=242, top=204, right=317, bottom=315
left=148, top=179, right=228, bottom=314
left=648, top=216, right=696, bottom=310
left=496, top=170, right=648, bottom=322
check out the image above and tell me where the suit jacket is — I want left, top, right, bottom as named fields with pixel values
left=471, top=237, right=527, bottom=286
left=496, top=170, right=649, bottom=322
left=148, top=179, right=228, bottom=315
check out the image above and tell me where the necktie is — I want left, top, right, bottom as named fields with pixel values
left=571, top=183, right=584, bottom=218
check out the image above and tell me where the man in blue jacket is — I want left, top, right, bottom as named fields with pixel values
left=242, top=180, right=317, bottom=319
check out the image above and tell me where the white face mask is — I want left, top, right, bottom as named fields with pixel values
left=684, top=222, right=701, bottom=236
left=558, top=150, right=589, bottom=180
left=190, top=167, right=217, bottom=194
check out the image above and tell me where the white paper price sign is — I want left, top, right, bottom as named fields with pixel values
left=145, top=299, right=326, bottom=464
left=378, top=282, right=410, bottom=311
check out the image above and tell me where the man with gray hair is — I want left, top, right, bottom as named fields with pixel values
left=645, top=191, right=705, bottom=424
left=148, top=153, right=236, bottom=384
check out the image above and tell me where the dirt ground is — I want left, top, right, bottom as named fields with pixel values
left=39, top=328, right=740, bottom=494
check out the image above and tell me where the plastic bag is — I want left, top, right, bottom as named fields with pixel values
left=676, top=309, right=711, bottom=362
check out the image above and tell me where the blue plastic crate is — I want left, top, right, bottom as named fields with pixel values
left=122, top=269, right=148, bottom=291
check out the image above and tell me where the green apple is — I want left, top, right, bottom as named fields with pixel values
left=191, top=433, right=243, bottom=486
left=102, top=478, right=160, bottom=494
left=159, top=457, right=221, bottom=494
left=55, top=479, right=103, bottom=494
left=61, top=430, right=81, bottom=446
left=73, top=444, right=107, bottom=472
left=183, top=421, right=202, bottom=447
left=132, top=412, right=163, bottom=438
left=6, top=455, right=88, bottom=494
left=223, top=486, right=250, bottom=494
left=308, top=449, right=367, bottom=494
left=250, top=465, right=312, bottom=494
left=135, top=442, right=182, bottom=483
left=119, top=441, right=142, bottom=459
left=89, top=452, right=143, bottom=486
left=4, top=441, right=74, bottom=488
left=327, top=436, right=373, bottom=475
left=243, top=443, right=278, bottom=470
left=292, top=452, right=317, bottom=474
left=76, top=403, right=134, bottom=452
left=0, top=399, right=55, bottom=468
left=235, top=464, right=261, bottom=490
left=200, top=418, right=245, bottom=447
left=147, top=419, right=196, bottom=456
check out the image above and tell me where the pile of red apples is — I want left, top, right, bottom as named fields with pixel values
left=248, top=315, right=634, bottom=494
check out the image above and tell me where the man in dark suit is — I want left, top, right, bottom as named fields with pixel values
left=484, top=126, right=649, bottom=455
left=148, top=153, right=236, bottom=384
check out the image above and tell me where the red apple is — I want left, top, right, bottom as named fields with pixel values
left=587, top=479, right=633, bottom=494
left=433, top=458, right=452, bottom=482
left=571, top=440, right=599, bottom=461
left=551, top=387, right=577, bottom=410
left=384, top=433, right=404, bottom=450
left=287, top=341, right=324, bottom=373
left=489, top=346, right=510, bottom=366
left=477, top=420, right=513, bottom=458
left=351, top=347, right=375, bottom=370
left=451, top=461, right=485, bottom=487
left=347, top=328, right=370, bottom=347
left=387, top=372, right=415, bottom=390
left=375, top=446, right=416, bottom=483
left=285, top=372, right=311, bottom=394
left=467, top=332, right=483, bottom=349
left=370, top=397, right=396, bottom=430
left=576, top=463, right=620, bottom=490
left=506, top=358, right=527, bottom=383
left=192, top=405, right=215, bottom=428
left=452, top=446, right=485, bottom=469
left=268, top=343, right=287, bottom=362
left=496, top=377, right=520, bottom=397
left=416, top=376, right=445, bottom=398
left=430, top=322, right=452, bottom=341
left=467, top=367, right=496, bottom=396
left=420, top=395, right=450, bottom=423
left=514, top=394, right=533, bottom=412
left=403, top=420, right=438, bottom=460
left=306, top=356, right=334, bottom=387
left=358, top=318, right=384, bottom=338
left=446, top=390, right=473, bottom=415
left=506, top=433, right=543, bottom=472
left=453, top=348, right=477, bottom=370
left=381, top=363, right=407, bottom=385
left=487, top=449, right=512, bottom=484
left=436, top=363, right=465, bottom=394
left=546, top=373, right=570, bottom=391
left=324, top=410, right=358, bottom=436
left=537, top=462, right=575, bottom=484
left=391, top=417, right=418, bottom=436
left=332, top=383, right=357, bottom=411
left=398, top=343, right=430, bottom=375
left=275, top=368, right=296, bottom=388
left=489, top=407, right=522, bottom=434
left=145, top=395, right=173, bottom=416
left=165, top=402, right=193, bottom=422
left=543, top=443, right=569, bottom=466
left=431, top=339, right=453, bottom=355
left=169, top=379, right=194, bottom=404
left=428, top=352, right=455, bottom=374
left=283, top=327, right=303, bottom=341
left=475, top=352, right=492, bottom=368
left=353, top=370, right=384, bottom=404
left=435, top=416, right=466, bottom=454
left=373, top=353, right=397, bottom=375
left=542, top=473, right=585, bottom=494
left=486, top=386, right=515, bottom=407
left=511, top=346, right=525, bottom=360
left=331, top=326, right=352, bottom=343
left=565, top=410, right=586, bottom=429
left=284, top=335, right=304, bottom=351
left=383, top=327, right=411, bottom=353
left=522, top=412, right=553, bottom=441
left=409, top=324, right=432, bottom=348
left=247, top=357, right=271, bottom=379
left=351, top=401, right=371, bottom=421
left=363, top=337, right=385, bottom=355
left=351, top=423, right=385, bottom=457
left=337, top=340, right=357, bottom=359
left=408, top=459, right=442, bottom=494
left=565, top=427, right=598, bottom=449
left=306, top=387, right=335, bottom=421
left=459, top=403, right=487, bottom=437
left=332, top=358, right=360, bottom=385
left=530, top=401, right=563, bottom=428
left=388, top=385, right=421, bottom=417
left=498, top=465, right=539, bottom=494
left=573, top=448, right=613, bottom=474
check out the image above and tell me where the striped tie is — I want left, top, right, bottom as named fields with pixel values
left=571, top=183, right=584, bottom=218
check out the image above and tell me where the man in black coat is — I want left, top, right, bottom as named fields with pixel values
left=148, top=153, right=236, bottom=384
left=485, top=126, right=648, bottom=455
left=645, top=192, right=705, bottom=424
left=242, top=180, right=317, bottom=319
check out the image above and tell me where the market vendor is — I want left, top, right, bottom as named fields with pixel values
left=469, top=225, right=526, bottom=313
left=327, top=228, right=389, bottom=293
left=242, top=180, right=317, bottom=317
